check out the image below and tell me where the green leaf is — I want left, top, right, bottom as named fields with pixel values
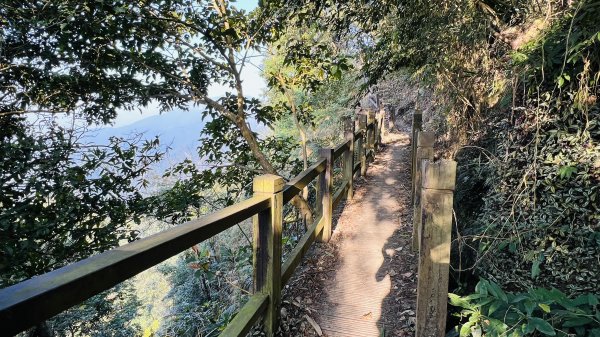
left=529, top=317, right=556, bottom=336
left=449, top=293, right=473, bottom=309
left=538, top=303, right=551, bottom=313
left=488, top=281, right=508, bottom=302
left=459, top=321, right=474, bottom=337
left=558, top=165, right=577, bottom=179
left=587, top=294, right=599, bottom=306
left=488, top=300, right=504, bottom=316
left=476, top=280, right=489, bottom=296
left=531, top=258, right=542, bottom=279
left=524, top=300, right=537, bottom=316
left=485, top=318, right=508, bottom=334
left=562, top=317, right=592, bottom=328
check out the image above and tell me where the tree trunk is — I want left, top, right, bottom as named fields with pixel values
left=285, top=89, right=310, bottom=200
left=235, top=118, right=314, bottom=223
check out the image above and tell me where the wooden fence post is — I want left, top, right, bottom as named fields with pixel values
left=358, top=114, right=367, bottom=177
left=317, top=148, right=333, bottom=242
left=343, top=117, right=355, bottom=199
left=411, top=112, right=423, bottom=204
left=377, top=108, right=385, bottom=143
left=367, top=111, right=375, bottom=160
left=412, top=132, right=435, bottom=251
left=415, top=160, right=456, bottom=337
left=252, top=174, right=284, bottom=337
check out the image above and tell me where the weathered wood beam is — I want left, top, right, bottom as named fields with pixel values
left=333, top=139, right=350, bottom=160
left=281, top=215, right=325, bottom=286
left=353, top=129, right=364, bottom=141
left=410, top=112, right=423, bottom=204
left=317, top=148, right=334, bottom=242
left=344, top=117, right=355, bottom=199
left=367, top=111, right=376, bottom=161
left=412, top=132, right=435, bottom=251
left=252, top=174, right=284, bottom=337
left=358, top=114, right=367, bottom=177
left=282, top=158, right=326, bottom=204
left=332, top=180, right=349, bottom=210
left=416, top=160, right=456, bottom=337
left=0, top=195, right=271, bottom=336
left=219, top=293, right=269, bottom=337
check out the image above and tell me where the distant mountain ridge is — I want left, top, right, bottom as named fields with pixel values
left=87, top=109, right=204, bottom=163
left=86, top=109, right=269, bottom=171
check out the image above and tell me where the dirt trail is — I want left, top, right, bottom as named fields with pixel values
left=278, top=130, right=417, bottom=337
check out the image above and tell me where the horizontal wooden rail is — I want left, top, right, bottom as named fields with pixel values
left=1, top=113, right=385, bottom=337
left=333, top=139, right=350, bottom=160
left=333, top=180, right=349, bottom=209
left=220, top=293, right=269, bottom=337
left=353, top=129, right=364, bottom=140
left=0, top=195, right=271, bottom=336
left=282, top=158, right=326, bottom=204
left=281, top=215, right=325, bottom=285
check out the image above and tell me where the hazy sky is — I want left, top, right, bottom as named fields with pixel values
left=113, top=0, right=262, bottom=127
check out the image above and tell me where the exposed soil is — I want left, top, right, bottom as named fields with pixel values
left=273, top=130, right=418, bottom=337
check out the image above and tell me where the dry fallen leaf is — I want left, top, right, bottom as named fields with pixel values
left=304, top=315, right=322, bottom=336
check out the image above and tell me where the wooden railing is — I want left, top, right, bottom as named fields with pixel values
left=409, top=112, right=458, bottom=337
left=0, top=112, right=385, bottom=337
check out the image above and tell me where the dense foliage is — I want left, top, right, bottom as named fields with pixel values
left=1, top=0, right=598, bottom=336
left=450, top=279, right=600, bottom=337
left=0, top=117, right=162, bottom=287
left=272, top=0, right=599, bottom=335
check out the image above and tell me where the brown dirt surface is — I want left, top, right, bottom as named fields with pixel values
left=274, top=130, right=418, bottom=337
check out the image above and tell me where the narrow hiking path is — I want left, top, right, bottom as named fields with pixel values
left=277, top=130, right=418, bottom=337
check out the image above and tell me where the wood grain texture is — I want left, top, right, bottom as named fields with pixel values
left=412, top=132, right=435, bottom=252
left=344, top=117, right=355, bottom=199
left=358, top=114, right=368, bottom=177
left=252, top=175, right=284, bottom=337
left=416, top=160, right=456, bottom=337
left=317, top=148, right=334, bottom=243
left=0, top=195, right=271, bottom=336
left=307, top=133, right=416, bottom=337
left=220, top=293, right=268, bottom=337
left=410, top=112, right=423, bottom=204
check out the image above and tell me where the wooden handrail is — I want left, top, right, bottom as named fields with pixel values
left=353, top=129, right=364, bottom=140
left=333, top=180, right=349, bottom=209
left=282, top=158, right=326, bottom=204
left=353, top=161, right=361, bottom=175
left=0, top=115, right=384, bottom=337
left=333, top=139, right=350, bottom=159
left=220, top=292, right=269, bottom=337
left=281, top=215, right=325, bottom=285
left=0, top=195, right=271, bottom=336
